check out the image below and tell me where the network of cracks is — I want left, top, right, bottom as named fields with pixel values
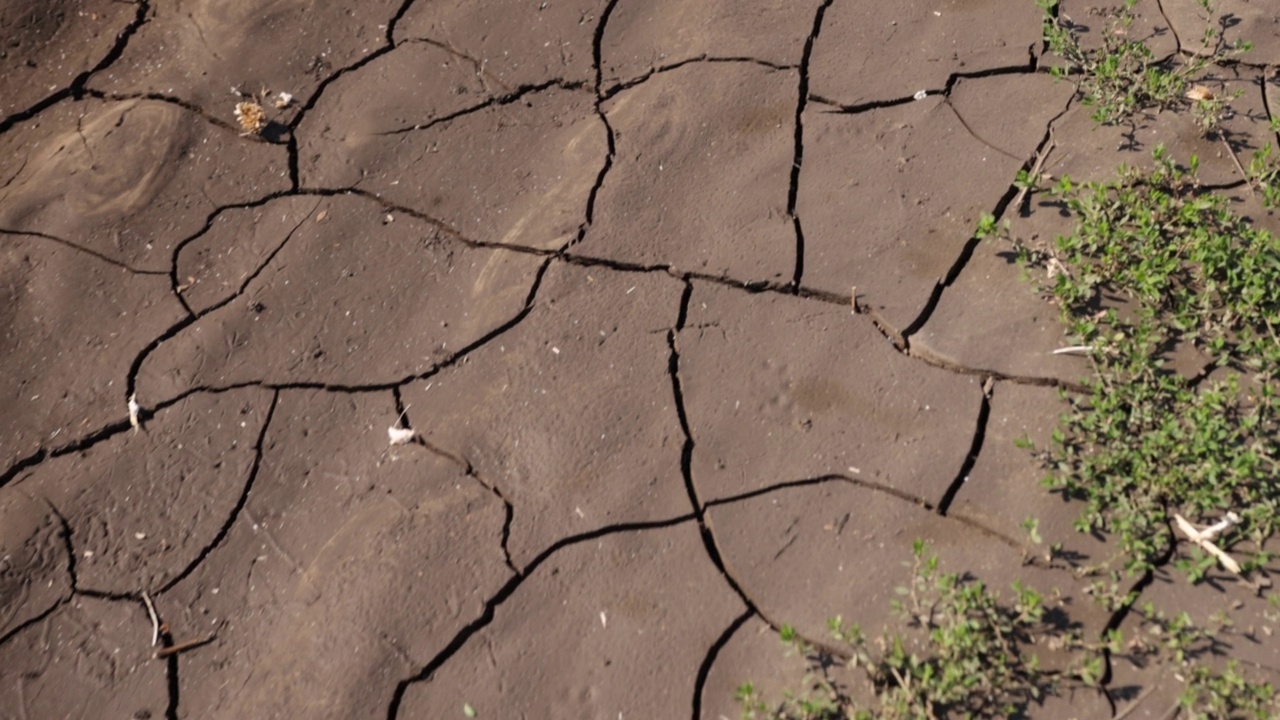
left=3, top=0, right=1280, bottom=718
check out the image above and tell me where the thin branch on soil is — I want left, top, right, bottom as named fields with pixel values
left=1013, top=126, right=1056, bottom=214
left=142, top=590, right=160, bottom=647
left=1173, top=511, right=1241, bottom=574
left=155, top=634, right=216, bottom=659
left=1052, top=345, right=1093, bottom=355
left=1220, top=134, right=1252, bottom=190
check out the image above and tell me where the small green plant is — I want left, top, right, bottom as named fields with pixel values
left=1022, top=516, right=1043, bottom=546
left=740, top=542, right=1101, bottom=719
left=738, top=540, right=1280, bottom=718
left=1036, top=0, right=1250, bottom=128
left=1247, top=143, right=1280, bottom=208
left=1118, top=604, right=1280, bottom=717
left=1181, top=660, right=1280, bottom=719
left=1003, top=149, right=1280, bottom=577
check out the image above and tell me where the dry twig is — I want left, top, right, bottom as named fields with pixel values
left=1173, top=511, right=1242, bottom=575
left=155, top=635, right=216, bottom=659
left=142, top=591, right=160, bottom=647
left=1012, top=127, right=1056, bottom=214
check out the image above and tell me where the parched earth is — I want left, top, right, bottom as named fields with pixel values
left=2, top=1, right=1279, bottom=718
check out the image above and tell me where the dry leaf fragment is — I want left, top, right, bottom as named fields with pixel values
left=1186, top=84, right=1215, bottom=101
left=234, top=101, right=267, bottom=136
left=273, top=92, right=294, bottom=109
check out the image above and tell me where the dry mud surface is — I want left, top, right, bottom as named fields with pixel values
left=2, top=1, right=1279, bottom=719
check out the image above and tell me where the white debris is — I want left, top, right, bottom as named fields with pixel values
left=1052, top=345, right=1094, bottom=355
left=128, top=394, right=142, bottom=432
left=388, top=425, right=418, bottom=446
left=1173, top=512, right=1243, bottom=575
left=913, top=90, right=928, bottom=101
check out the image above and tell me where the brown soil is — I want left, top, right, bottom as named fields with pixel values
left=3, top=1, right=1279, bottom=718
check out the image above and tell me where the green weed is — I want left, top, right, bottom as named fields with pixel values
left=996, top=148, right=1280, bottom=576
left=741, top=543, right=1280, bottom=718
left=1181, top=660, right=1280, bottom=719
left=1247, top=143, right=1280, bottom=209
left=1036, top=0, right=1250, bottom=129
left=740, top=542, right=1099, bottom=720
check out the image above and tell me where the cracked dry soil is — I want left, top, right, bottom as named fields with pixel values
left=3, top=0, right=1280, bottom=718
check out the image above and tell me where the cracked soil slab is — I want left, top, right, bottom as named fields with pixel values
left=584, top=61, right=797, bottom=282
left=401, top=262, right=690, bottom=567
left=0, top=0, right=137, bottom=122
left=601, top=0, right=818, bottom=85
left=136, top=193, right=544, bottom=401
left=908, top=238, right=1090, bottom=384
left=798, top=74, right=1070, bottom=332
left=0, top=490, right=71, bottom=641
left=394, top=0, right=604, bottom=89
left=7, top=1, right=1280, bottom=717
left=0, top=97, right=290, bottom=273
left=0, top=595, right=167, bottom=719
left=0, top=232, right=186, bottom=469
left=293, top=40, right=492, bottom=188
left=679, top=281, right=982, bottom=503
left=16, top=388, right=273, bottom=595
left=947, top=382, right=1116, bottom=571
left=1045, top=67, right=1272, bottom=188
left=300, top=85, right=606, bottom=251
left=153, top=389, right=513, bottom=719
left=397, top=521, right=745, bottom=720
left=809, top=0, right=1042, bottom=107
left=86, top=0, right=401, bottom=127
left=707, top=480, right=1112, bottom=683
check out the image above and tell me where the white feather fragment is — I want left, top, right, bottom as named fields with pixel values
left=128, top=394, right=142, bottom=432
left=388, top=425, right=418, bottom=446
left=388, top=405, right=418, bottom=446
